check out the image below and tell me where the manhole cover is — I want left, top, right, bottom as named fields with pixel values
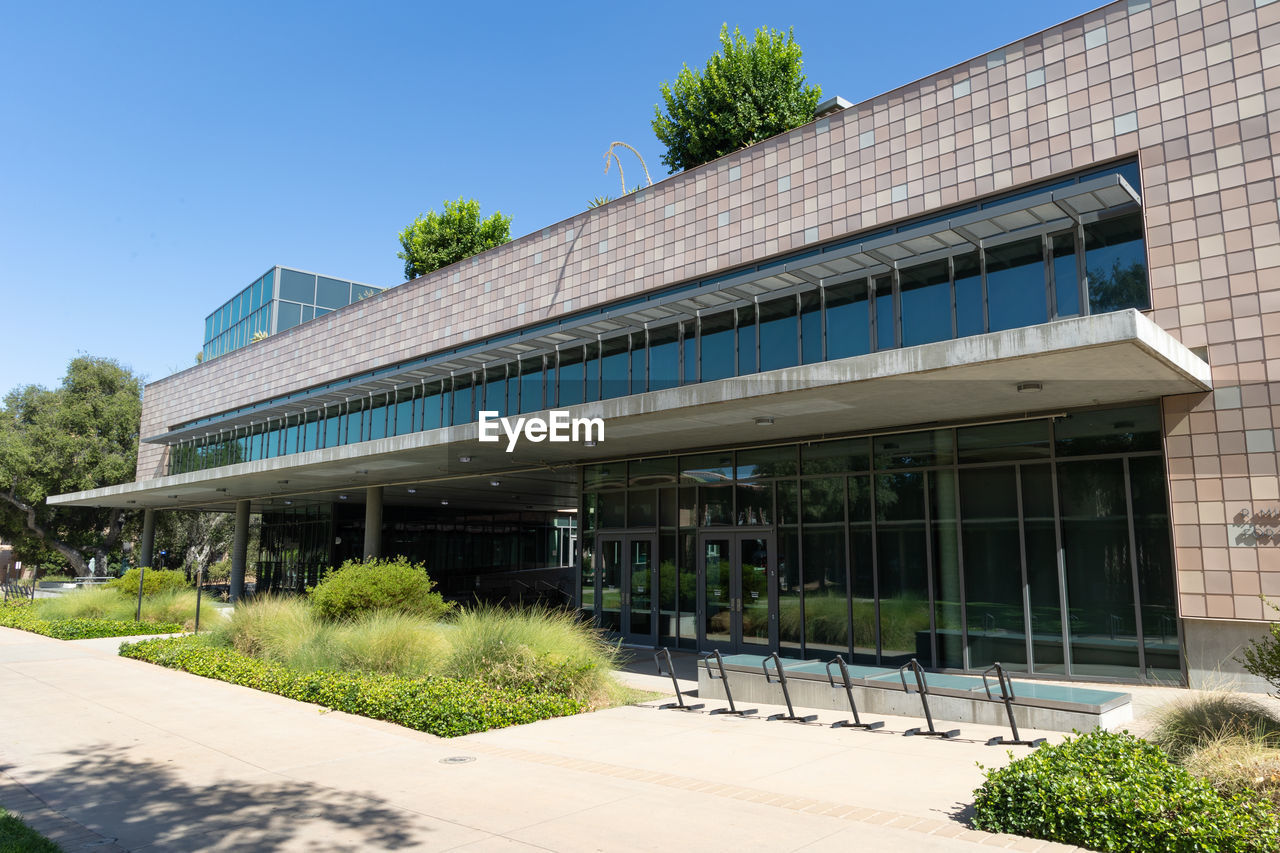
left=439, top=755, right=476, bottom=765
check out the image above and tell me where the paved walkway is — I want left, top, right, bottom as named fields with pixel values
left=0, top=627, right=1085, bottom=851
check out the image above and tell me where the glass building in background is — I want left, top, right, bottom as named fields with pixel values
left=202, top=266, right=382, bottom=361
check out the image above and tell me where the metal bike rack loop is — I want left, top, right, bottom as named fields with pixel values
left=762, top=653, right=818, bottom=723
left=898, top=659, right=960, bottom=739
left=825, top=656, right=884, bottom=730
left=982, top=663, right=1047, bottom=747
left=654, top=648, right=704, bottom=711
left=701, top=650, right=757, bottom=716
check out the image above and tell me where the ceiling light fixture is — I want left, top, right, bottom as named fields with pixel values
left=1017, top=382, right=1043, bottom=393
left=458, top=456, right=472, bottom=463
left=407, top=488, right=417, bottom=494
left=490, top=480, right=501, bottom=487
left=441, top=499, right=449, bottom=506
left=339, top=494, right=348, bottom=500
left=755, top=416, right=775, bottom=426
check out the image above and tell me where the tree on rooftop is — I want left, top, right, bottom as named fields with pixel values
left=0, top=356, right=142, bottom=574
left=652, top=24, right=822, bottom=174
left=396, top=198, right=513, bottom=281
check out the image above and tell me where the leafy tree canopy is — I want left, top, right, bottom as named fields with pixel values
left=652, top=24, right=822, bottom=174
left=397, top=198, right=512, bottom=281
left=0, top=356, right=142, bottom=572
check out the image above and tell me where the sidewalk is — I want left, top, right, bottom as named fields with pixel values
left=0, top=626, right=1082, bottom=851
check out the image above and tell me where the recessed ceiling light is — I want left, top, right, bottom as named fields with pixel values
left=339, top=494, right=348, bottom=500
left=216, top=487, right=227, bottom=493
left=407, top=488, right=417, bottom=494
left=284, top=500, right=293, bottom=505
left=458, top=456, right=472, bottom=463
left=490, top=480, right=501, bottom=487
left=755, top=416, right=775, bottom=426
left=355, top=469, right=368, bottom=475
left=584, top=441, right=596, bottom=447
left=441, top=499, right=449, bottom=505
left=276, top=479, right=289, bottom=484
left=1017, top=382, right=1042, bottom=393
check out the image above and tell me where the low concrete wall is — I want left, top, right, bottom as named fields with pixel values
left=1184, top=618, right=1276, bottom=693
left=697, top=669, right=1132, bottom=733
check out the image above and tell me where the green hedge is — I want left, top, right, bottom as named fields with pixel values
left=972, top=728, right=1280, bottom=852
left=0, top=602, right=183, bottom=640
left=120, top=636, right=585, bottom=737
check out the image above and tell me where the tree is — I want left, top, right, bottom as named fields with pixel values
left=396, top=198, right=512, bottom=280
left=0, top=356, right=142, bottom=573
left=652, top=25, right=822, bottom=174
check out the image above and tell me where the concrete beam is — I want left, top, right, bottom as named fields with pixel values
left=230, top=499, right=250, bottom=602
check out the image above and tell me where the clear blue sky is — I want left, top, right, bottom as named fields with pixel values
left=0, top=1, right=1103, bottom=396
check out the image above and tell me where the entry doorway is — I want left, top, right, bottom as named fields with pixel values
left=698, top=532, right=777, bottom=653
left=596, top=534, right=657, bottom=645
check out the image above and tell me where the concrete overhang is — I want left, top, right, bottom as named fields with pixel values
left=51, top=310, right=1208, bottom=513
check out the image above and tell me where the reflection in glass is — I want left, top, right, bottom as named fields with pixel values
left=649, top=325, right=679, bottom=390
left=961, top=467, right=1026, bottom=670
left=558, top=347, right=584, bottom=406
left=932, top=469, right=963, bottom=669
left=1052, top=231, right=1081, bottom=317
left=519, top=357, right=543, bottom=414
left=600, top=538, right=622, bottom=632
left=1022, top=464, right=1063, bottom=673
left=875, top=471, right=929, bottom=666
left=702, top=539, right=731, bottom=645
left=737, top=445, right=796, bottom=479
left=900, top=258, right=952, bottom=346
left=802, top=438, right=870, bottom=474
left=741, top=537, right=772, bottom=646
left=601, top=336, right=629, bottom=399
left=873, top=274, right=895, bottom=350
left=700, top=312, right=734, bottom=382
left=1130, top=456, right=1178, bottom=680
left=630, top=332, right=647, bottom=395
left=826, top=279, right=871, bottom=359
left=957, top=421, right=1050, bottom=464
left=759, top=296, right=799, bottom=372
left=778, top=528, right=801, bottom=651
left=1085, top=215, right=1149, bottom=313
left=986, top=237, right=1047, bottom=332
left=737, top=306, right=757, bottom=374
left=629, top=539, right=652, bottom=636
left=801, top=291, right=823, bottom=364
left=849, top=475, right=877, bottom=663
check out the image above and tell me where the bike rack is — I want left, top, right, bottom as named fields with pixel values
left=762, top=653, right=818, bottom=723
left=654, top=648, right=704, bottom=711
left=898, top=659, right=960, bottom=739
left=825, top=656, right=884, bottom=730
left=701, top=650, right=757, bottom=716
left=981, top=663, right=1046, bottom=747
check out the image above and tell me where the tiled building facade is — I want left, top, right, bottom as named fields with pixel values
left=71, top=0, right=1280, bottom=685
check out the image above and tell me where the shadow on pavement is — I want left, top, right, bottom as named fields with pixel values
left=2, top=744, right=419, bottom=850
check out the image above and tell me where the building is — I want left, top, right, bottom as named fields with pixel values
left=51, top=0, right=1280, bottom=689
left=202, top=266, right=382, bottom=362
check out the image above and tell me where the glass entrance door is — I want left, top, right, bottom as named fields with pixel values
left=596, top=534, right=657, bottom=644
left=698, top=532, right=776, bottom=653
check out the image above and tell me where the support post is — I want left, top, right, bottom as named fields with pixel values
left=139, top=508, right=156, bottom=568
left=364, top=486, right=383, bottom=560
left=230, top=499, right=250, bottom=603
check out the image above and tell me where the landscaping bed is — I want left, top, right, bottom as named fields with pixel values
left=121, top=635, right=585, bottom=737
left=0, top=600, right=183, bottom=640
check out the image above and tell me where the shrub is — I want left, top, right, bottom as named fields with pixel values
left=0, top=600, right=183, bottom=639
left=108, top=568, right=190, bottom=597
left=121, top=635, right=583, bottom=737
left=1239, top=599, right=1280, bottom=694
left=309, top=558, right=452, bottom=622
left=441, top=605, right=621, bottom=706
left=38, top=586, right=218, bottom=631
left=972, top=728, right=1279, bottom=852
left=1149, top=692, right=1280, bottom=760
left=205, top=559, right=231, bottom=584
left=1182, top=733, right=1280, bottom=812
left=37, top=573, right=75, bottom=583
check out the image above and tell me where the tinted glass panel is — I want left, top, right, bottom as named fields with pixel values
left=1052, top=231, right=1081, bottom=317
left=277, top=301, right=302, bottom=332
left=873, top=274, right=895, bottom=350
left=681, top=452, right=734, bottom=484
left=899, top=258, right=952, bottom=347
left=351, top=285, right=380, bottom=301
left=825, top=279, right=871, bottom=359
left=420, top=385, right=442, bottom=431
left=986, top=237, right=1046, bottom=332
left=584, top=343, right=600, bottom=402
left=874, top=429, right=953, bottom=469
left=932, top=469, right=963, bottom=668
left=601, top=337, right=629, bottom=399
left=700, top=312, right=734, bottom=382
left=848, top=475, right=876, bottom=663
left=801, top=292, right=822, bottom=364
left=557, top=348, right=584, bottom=407
left=875, top=471, right=929, bottom=666
left=649, top=325, right=679, bottom=391
left=961, top=467, right=1027, bottom=670
left=519, top=359, right=543, bottom=414
left=737, top=446, right=796, bottom=479
left=802, top=438, right=870, bottom=474
left=279, top=269, right=316, bottom=303
left=316, top=276, right=350, bottom=309
left=737, top=306, right=757, bottom=375
left=681, top=322, right=696, bottom=385
left=1054, top=405, right=1161, bottom=456
left=1023, top=464, right=1064, bottom=673
left=630, top=332, right=647, bottom=395
left=1085, top=214, right=1149, bottom=313
left=803, top=528, right=849, bottom=653
left=1130, top=456, right=1178, bottom=679
left=957, top=421, right=1050, bottom=464
left=759, top=296, right=798, bottom=372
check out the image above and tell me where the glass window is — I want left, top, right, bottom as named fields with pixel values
left=778, top=529, right=802, bottom=651
left=583, top=461, right=626, bottom=491
left=985, top=237, right=1047, bottom=332
left=1054, top=405, right=1161, bottom=456
left=352, top=284, right=380, bottom=302
left=1085, top=214, right=1149, bottom=313
left=849, top=474, right=876, bottom=663
left=277, top=301, right=302, bottom=332
left=825, top=279, right=871, bottom=359
left=629, top=458, right=678, bottom=486
left=736, top=482, right=772, bottom=525
left=803, top=526, right=849, bottom=653
left=343, top=403, right=363, bottom=445
left=368, top=401, right=387, bottom=441
left=736, top=446, right=796, bottom=479
left=1052, top=231, right=1081, bottom=318
left=931, top=469, right=963, bottom=668
left=1130, top=456, right=1178, bottom=679
left=450, top=375, right=473, bottom=427
left=801, top=291, right=822, bottom=364
left=420, top=383, right=442, bottom=431
left=302, top=414, right=319, bottom=451
left=279, top=269, right=316, bottom=303
left=681, top=321, right=696, bottom=385
left=394, top=396, right=413, bottom=435
left=1058, top=458, right=1139, bottom=678
left=1022, top=464, right=1064, bottom=674
left=627, top=490, right=657, bottom=527
left=874, top=429, right=954, bottom=469
left=700, top=312, right=735, bottom=381
left=899, top=259, right=952, bottom=347
left=557, top=347, right=584, bottom=407
left=759, top=295, right=799, bottom=372
left=873, top=274, right=895, bottom=350
left=204, top=315, right=214, bottom=343
left=802, top=438, right=870, bottom=474
left=584, top=342, right=600, bottom=402
left=519, top=357, right=543, bottom=414
left=736, top=305, right=757, bottom=375
left=802, top=477, right=844, bottom=524
left=680, top=452, right=734, bottom=484
left=960, top=467, right=1027, bottom=671
left=875, top=471, right=929, bottom=666
left=316, top=276, right=350, bottom=309
left=957, top=420, right=1050, bottom=464
left=698, top=485, right=733, bottom=525
left=601, top=336, right=629, bottom=399
left=649, top=325, right=679, bottom=391
left=630, top=332, right=647, bottom=395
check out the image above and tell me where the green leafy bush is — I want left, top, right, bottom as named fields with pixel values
left=0, top=601, right=182, bottom=640
left=309, top=558, right=452, bottom=622
left=0, top=806, right=63, bottom=852
left=205, top=559, right=231, bottom=583
left=1239, top=598, right=1280, bottom=694
left=108, top=568, right=190, bottom=597
left=37, top=586, right=217, bottom=631
left=972, top=728, right=1279, bottom=852
left=1149, top=692, right=1280, bottom=760
left=121, top=635, right=583, bottom=737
